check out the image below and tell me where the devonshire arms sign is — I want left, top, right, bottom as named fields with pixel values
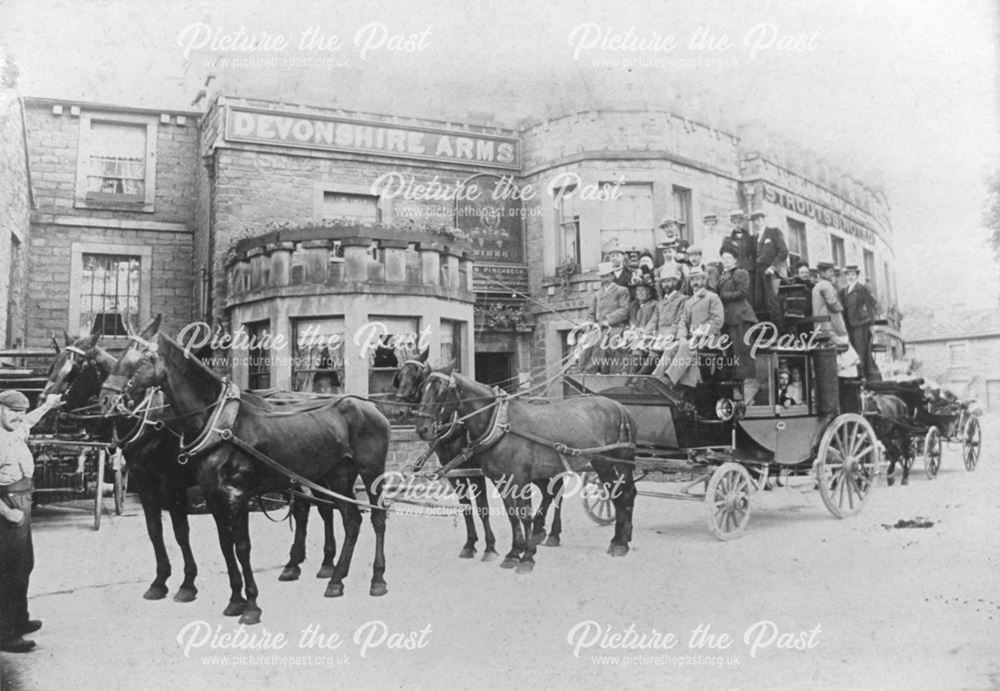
left=224, top=106, right=520, bottom=170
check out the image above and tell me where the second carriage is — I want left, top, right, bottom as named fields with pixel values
left=567, top=338, right=881, bottom=540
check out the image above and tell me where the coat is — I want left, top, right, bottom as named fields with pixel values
left=653, top=290, right=686, bottom=342
left=630, top=299, right=658, bottom=333
left=717, top=268, right=757, bottom=325
left=839, top=282, right=878, bottom=329
left=588, top=283, right=631, bottom=335
left=812, top=278, right=847, bottom=338
left=678, top=289, right=724, bottom=340
left=754, top=226, right=789, bottom=276
left=723, top=230, right=756, bottom=273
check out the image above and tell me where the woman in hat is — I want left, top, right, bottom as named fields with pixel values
left=0, top=390, right=62, bottom=653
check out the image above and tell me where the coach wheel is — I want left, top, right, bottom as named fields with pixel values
left=705, top=463, right=752, bottom=540
left=113, top=449, right=128, bottom=515
left=962, top=417, right=981, bottom=471
left=816, top=413, right=878, bottom=518
left=923, top=427, right=942, bottom=479
left=581, top=472, right=616, bottom=526
left=93, top=448, right=106, bottom=531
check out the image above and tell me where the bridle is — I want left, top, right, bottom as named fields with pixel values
left=100, top=334, right=162, bottom=415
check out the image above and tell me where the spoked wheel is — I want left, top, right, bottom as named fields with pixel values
left=746, top=464, right=770, bottom=495
left=704, top=462, right=752, bottom=540
left=962, top=416, right=982, bottom=471
left=112, top=449, right=128, bottom=515
left=581, top=471, right=616, bottom=526
left=93, top=448, right=106, bottom=531
left=923, top=426, right=942, bottom=479
left=816, top=413, right=879, bottom=518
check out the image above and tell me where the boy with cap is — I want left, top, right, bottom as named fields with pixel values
left=0, top=390, right=62, bottom=652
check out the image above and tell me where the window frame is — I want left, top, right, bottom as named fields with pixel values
left=786, top=217, right=808, bottom=268
left=244, top=319, right=273, bottom=390
left=290, top=315, right=346, bottom=393
left=830, top=235, right=846, bottom=268
left=554, top=185, right=581, bottom=270
left=947, top=341, right=968, bottom=368
left=672, top=185, right=693, bottom=242
left=68, top=242, right=152, bottom=339
left=74, top=113, right=158, bottom=213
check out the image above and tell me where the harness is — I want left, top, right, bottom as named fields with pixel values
left=423, top=371, right=636, bottom=478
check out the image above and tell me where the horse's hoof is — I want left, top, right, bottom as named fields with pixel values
left=458, top=546, right=476, bottom=559
left=901, top=478, right=909, bottom=486
left=530, top=531, right=547, bottom=546
left=482, top=550, right=499, bottom=563
left=500, top=557, right=519, bottom=569
left=608, top=543, right=630, bottom=557
left=887, top=477, right=895, bottom=487
left=543, top=536, right=561, bottom=548
left=223, top=601, right=246, bottom=617
left=370, top=582, right=388, bottom=597
left=324, top=582, right=344, bottom=598
left=142, top=585, right=168, bottom=601
left=278, top=566, right=301, bottom=582
left=315, top=565, right=335, bottom=579
left=515, top=561, right=535, bottom=575
left=238, top=609, right=261, bottom=626
left=173, top=588, right=197, bottom=603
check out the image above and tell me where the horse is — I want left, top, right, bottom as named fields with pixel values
left=98, top=322, right=390, bottom=625
left=863, top=392, right=913, bottom=486
left=41, top=327, right=201, bottom=602
left=413, top=367, right=637, bottom=572
left=394, top=354, right=566, bottom=557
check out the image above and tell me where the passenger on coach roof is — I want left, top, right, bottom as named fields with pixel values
left=627, top=278, right=659, bottom=374
left=717, top=245, right=758, bottom=401
left=839, top=264, right=881, bottom=382
left=663, top=268, right=724, bottom=390
left=811, top=262, right=849, bottom=345
left=749, top=208, right=789, bottom=329
left=649, top=265, right=686, bottom=378
left=580, top=262, right=632, bottom=375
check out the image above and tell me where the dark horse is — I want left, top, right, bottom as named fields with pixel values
left=394, top=353, right=565, bottom=558
left=863, top=392, right=914, bottom=486
left=42, top=329, right=200, bottom=602
left=42, top=322, right=340, bottom=599
left=98, top=324, right=391, bottom=624
left=414, top=367, right=637, bottom=572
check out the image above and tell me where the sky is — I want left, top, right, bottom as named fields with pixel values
left=2, top=0, right=998, bottom=311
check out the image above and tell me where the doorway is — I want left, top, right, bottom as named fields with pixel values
left=476, top=352, right=515, bottom=391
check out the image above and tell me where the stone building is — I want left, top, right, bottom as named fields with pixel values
left=3, top=87, right=901, bottom=402
left=904, top=308, right=1000, bottom=413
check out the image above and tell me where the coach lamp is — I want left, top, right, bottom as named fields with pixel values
left=715, top=397, right=736, bottom=421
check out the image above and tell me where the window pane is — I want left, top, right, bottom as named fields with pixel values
left=292, top=317, right=345, bottom=393
left=87, top=122, right=146, bottom=197
left=80, top=253, right=141, bottom=335
left=368, top=316, right=420, bottom=425
left=244, top=320, right=272, bottom=390
left=440, top=319, right=463, bottom=372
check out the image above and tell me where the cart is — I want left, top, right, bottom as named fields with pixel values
left=566, top=340, right=880, bottom=540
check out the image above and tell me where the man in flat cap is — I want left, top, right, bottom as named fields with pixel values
left=839, top=264, right=881, bottom=380
left=0, top=389, right=62, bottom=653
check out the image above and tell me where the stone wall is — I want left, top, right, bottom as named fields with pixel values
left=0, top=93, right=30, bottom=346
